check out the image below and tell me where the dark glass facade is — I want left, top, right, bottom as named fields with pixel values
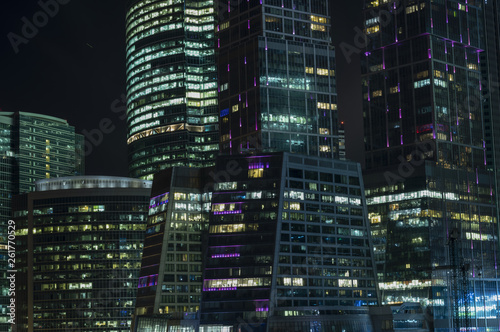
left=217, top=0, right=339, bottom=158
left=134, top=167, right=212, bottom=321
left=13, top=177, right=151, bottom=331
left=361, top=0, right=500, bottom=330
left=201, top=152, right=378, bottom=331
left=482, top=0, right=500, bottom=230
left=126, top=0, right=219, bottom=180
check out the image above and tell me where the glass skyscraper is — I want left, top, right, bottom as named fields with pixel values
left=361, top=0, right=500, bottom=330
left=13, top=176, right=151, bottom=331
left=201, top=152, right=378, bottom=331
left=0, top=111, right=84, bottom=332
left=134, top=167, right=212, bottom=320
left=126, top=0, right=219, bottom=180
left=217, top=0, right=339, bottom=158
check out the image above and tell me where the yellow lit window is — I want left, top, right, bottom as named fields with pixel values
left=45, top=172, right=50, bottom=179
left=305, top=67, right=315, bottom=74
left=311, top=24, right=325, bottom=32
left=319, top=145, right=331, bottom=152
left=317, top=68, right=329, bottom=76
left=248, top=168, right=264, bottom=178
left=232, top=104, right=239, bottom=112
left=220, top=21, right=230, bottom=31
left=310, top=15, right=327, bottom=24
left=365, top=25, right=379, bottom=34
left=468, top=64, right=478, bottom=71
left=370, top=215, right=381, bottom=224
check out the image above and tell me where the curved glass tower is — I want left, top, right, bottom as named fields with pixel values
left=126, top=0, right=219, bottom=180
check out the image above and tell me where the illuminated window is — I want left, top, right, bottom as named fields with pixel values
left=339, top=279, right=353, bottom=287
left=249, top=168, right=264, bottom=178
left=311, top=24, right=325, bottom=31
left=220, top=21, right=230, bottom=31
left=310, top=15, right=327, bottom=24
left=365, top=25, right=380, bottom=34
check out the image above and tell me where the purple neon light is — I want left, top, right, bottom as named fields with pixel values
left=213, top=210, right=242, bottom=215
left=138, top=274, right=158, bottom=288
left=204, top=287, right=237, bottom=292
left=248, top=20, right=250, bottom=29
left=382, top=49, right=385, bottom=69
left=249, top=162, right=269, bottom=169
left=399, top=108, right=402, bottom=119
left=211, top=253, right=241, bottom=258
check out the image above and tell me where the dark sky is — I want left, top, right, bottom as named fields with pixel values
left=0, top=0, right=364, bottom=177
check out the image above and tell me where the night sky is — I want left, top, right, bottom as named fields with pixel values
left=0, top=0, right=364, bottom=177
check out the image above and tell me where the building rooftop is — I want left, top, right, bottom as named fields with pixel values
left=35, top=176, right=152, bottom=192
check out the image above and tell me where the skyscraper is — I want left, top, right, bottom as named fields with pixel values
left=126, top=0, right=219, bottom=180
left=2, top=111, right=85, bottom=194
left=481, top=0, right=500, bottom=227
left=0, top=111, right=84, bottom=332
left=201, top=152, right=378, bottom=331
left=217, top=0, right=339, bottom=158
left=13, top=176, right=151, bottom=331
left=134, top=167, right=212, bottom=320
left=361, top=0, right=499, bottom=330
